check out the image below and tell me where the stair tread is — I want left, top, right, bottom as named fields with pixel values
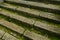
left=0, top=19, right=25, bottom=34
left=1, top=3, right=60, bottom=22
left=24, top=30, right=50, bottom=40
left=5, top=0, right=60, bottom=10
left=0, top=9, right=60, bottom=35
left=0, top=8, right=35, bottom=25
left=34, top=21, right=60, bottom=34
left=0, top=0, right=60, bottom=40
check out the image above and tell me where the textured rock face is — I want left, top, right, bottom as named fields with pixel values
left=0, top=0, right=60, bottom=40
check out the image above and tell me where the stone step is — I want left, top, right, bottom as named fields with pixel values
left=0, top=8, right=60, bottom=35
left=0, top=19, right=51, bottom=40
left=34, top=21, right=60, bottom=34
left=0, top=24, right=32, bottom=40
left=4, top=0, right=60, bottom=14
left=0, top=3, right=40, bottom=16
left=0, top=19, right=25, bottom=34
left=0, top=3, right=60, bottom=22
left=4, top=0, right=60, bottom=10
left=0, top=8, right=35, bottom=25
left=24, top=30, right=50, bottom=40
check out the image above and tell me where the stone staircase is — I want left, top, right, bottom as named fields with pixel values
left=0, top=0, right=60, bottom=40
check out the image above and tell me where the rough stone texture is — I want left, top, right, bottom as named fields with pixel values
left=2, top=33, right=19, bottom=40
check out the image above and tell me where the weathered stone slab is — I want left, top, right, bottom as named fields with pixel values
left=0, top=8, right=60, bottom=34
left=24, top=30, right=50, bottom=40
left=0, top=19, right=25, bottom=34
left=0, top=9, right=35, bottom=25
left=0, top=3, right=40, bottom=16
left=0, top=30, right=5, bottom=38
left=5, top=0, right=60, bottom=10
left=34, top=21, right=60, bottom=34
left=17, top=6, right=40, bottom=16
left=2, top=33, right=19, bottom=40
